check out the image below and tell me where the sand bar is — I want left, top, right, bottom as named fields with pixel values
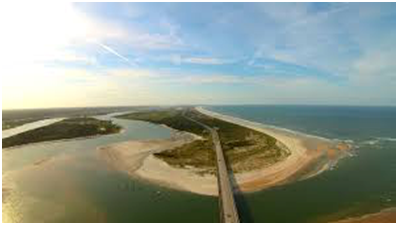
left=335, top=207, right=396, bottom=223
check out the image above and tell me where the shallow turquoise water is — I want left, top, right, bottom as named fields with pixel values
left=2, top=106, right=395, bottom=222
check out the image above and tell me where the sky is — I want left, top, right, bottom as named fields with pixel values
left=1, top=2, right=396, bottom=109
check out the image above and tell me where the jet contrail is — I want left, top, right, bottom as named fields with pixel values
left=91, top=40, right=136, bottom=66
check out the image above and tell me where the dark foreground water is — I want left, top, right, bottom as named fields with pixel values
left=2, top=106, right=396, bottom=222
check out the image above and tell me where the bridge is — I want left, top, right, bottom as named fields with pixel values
left=184, top=113, right=240, bottom=223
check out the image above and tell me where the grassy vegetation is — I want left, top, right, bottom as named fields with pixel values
left=3, top=117, right=121, bottom=148
left=117, top=108, right=290, bottom=174
left=117, top=109, right=215, bottom=173
left=117, top=109, right=206, bottom=135
left=185, top=109, right=290, bottom=172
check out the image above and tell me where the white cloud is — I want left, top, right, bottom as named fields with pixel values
left=170, top=55, right=228, bottom=65
left=1, top=3, right=394, bottom=108
left=353, top=51, right=395, bottom=79
left=106, top=68, right=159, bottom=78
left=179, top=74, right=242, bottom=84
left=184, top=57, right=226, bottom=65
left=251, top=2, right=395, bottom=86
left=90, top=15, right=184, bottom=51
left=1, top=65, right=160, bottom=109
left=52, top=51, right=97, bottom=65
left=129, top=32, right=183, bottom=50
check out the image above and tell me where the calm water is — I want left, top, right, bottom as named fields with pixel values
left=2, top=106, right=396, bottom=222
left=3, top=113, right=218, bottom=222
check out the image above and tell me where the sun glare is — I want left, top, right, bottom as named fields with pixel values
left=0, top=2, right=98, bottom=109
left=1, top=2, right=91, bottom=65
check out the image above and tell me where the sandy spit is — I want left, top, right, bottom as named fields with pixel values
left=99, top=107, right=348, bottom=196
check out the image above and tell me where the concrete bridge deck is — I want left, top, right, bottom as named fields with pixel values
left=183, top=114, right=240, bottom=223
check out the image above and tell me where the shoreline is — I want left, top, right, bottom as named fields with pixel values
left=99, top=107, right=350, bottom=196
left=97, top=130, right=217, bottom=193
left=335, top=207, right=396, bottom=223
left=195, top=107, right=349, bottom=190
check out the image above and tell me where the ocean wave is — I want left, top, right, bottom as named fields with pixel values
left=331, top=138, right=356, bottom=146
left=376, top=137, right=396, bottom=142
left=357, top=137, right=395, bottom=148
left=338, top=139, right=354, bottom=143
left=362, top=140, right=379, bottom=146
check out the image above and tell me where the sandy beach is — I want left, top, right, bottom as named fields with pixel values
left=99, top=107, right=349, bottom=196
left=196, top=107, right=348, bottom=193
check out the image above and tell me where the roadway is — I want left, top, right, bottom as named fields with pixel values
left=183, top=113, right=240, bottom=223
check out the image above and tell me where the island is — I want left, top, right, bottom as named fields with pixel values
left=3, top=117, right=121, bottom=148
left=99, top=107, right=350, bottom=196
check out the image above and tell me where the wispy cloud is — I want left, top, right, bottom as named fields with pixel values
left=89, top=14, right=185, bottom=51
left=249, top=3, right=395, bottom=81
left=3, top=2, right=395, bottom=108
left=52, top=51, right=97, bottom=65
left=184, top=57, right=227, bottom=65
left=106, top=68, right=159, bottom=78
left=178, top=74, right=243, bottom=84
left=170, top=55, right=229, bottom=65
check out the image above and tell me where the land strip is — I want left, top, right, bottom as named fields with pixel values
left=3, top=117, right=121, bottom=148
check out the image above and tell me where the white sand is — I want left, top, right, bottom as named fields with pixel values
left=135, top=155, right=218, bottom=195
left=98, top=131, right=198, bottom=173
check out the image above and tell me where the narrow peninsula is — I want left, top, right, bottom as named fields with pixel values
left=3, top=117, right=121, bottom=148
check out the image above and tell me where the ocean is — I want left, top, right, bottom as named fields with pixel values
left=207, top=105, right=396, bottom=222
